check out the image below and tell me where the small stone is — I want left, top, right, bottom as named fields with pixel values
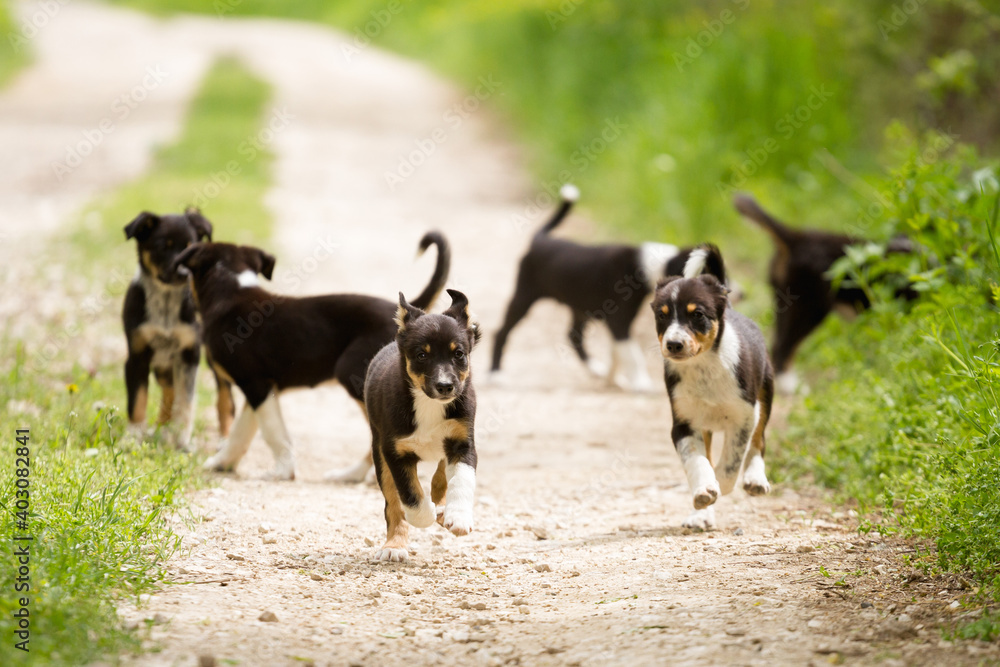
left=459, top=600, right=471, bottom=610
left=796, top=545, right=815, bottom=553
left=473, top=602, right=487, bottom=611
left=512, top=598, right=526, bottom=606
left=725, top=628, right=746, bottom=636
left=310, top=572, right=324, bottom=581
left=151, top=613, right=168, bottom=625
left=898, top=614, right=912, bottom=623
left=258, top=522, right=273, bottom=533
left=733, top=527, right=744, bottom=536
left=860, top=601, right=873, bottom=609
left=518, top=605, right=530, bottom=614
left=226, top=553, right=245, bottom=561
left=330, top=627, right=344, bottom=635
left=262, top=535, right=277, bottom=545
left=534, top=563, right=552, bottom=573
left=364, top=537, right=374, bottom=547
left=530, top=526, right=551, bottom=540
left=259, top=611, right=278, bottom=623
left=486, top=544, right=496, bottom=550
left=949, top=601, right=960, bottom=609
left=198, top=655, right=216, bottom=667
left=807, top=619, right=823, bottom=630
left=450, top=630, right=470, bottom=643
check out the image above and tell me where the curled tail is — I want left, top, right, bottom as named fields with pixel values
left=733, top=193, right=796, bottom=251
left=536, top=184, right=580, bottom=235
left=680, top=243, right=727, bottom=283
left=410, top=231, right=451, bottom=310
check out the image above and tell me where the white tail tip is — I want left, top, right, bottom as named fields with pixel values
left=682, top=248, right=709, bottom=279
left=560, top=184, right=580, bottom=202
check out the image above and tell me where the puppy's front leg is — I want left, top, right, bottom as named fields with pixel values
left=255, top=391, right=296, bottom=481
left=673, top=422, right=718, bottom=530
left=125, top=351, right=151, bottom=433
left=386, top=449, right=435, bottom=528
left=443, top=436, right=477, bottom=536
left=373, top=444, right=411, bottom=562
left=169, top=352, right=199, bottom=451
left=715, top=420, right=753, bottom=496
left=204, top=403, right=258, bottom=472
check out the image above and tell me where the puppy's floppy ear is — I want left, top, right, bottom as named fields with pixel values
left=698, top=274, right=730, bottom=317
left=124, top=212, right=159, bottom=242
left=395, top=292, right=424, bottom=334
left=184, top=206, right=213, bottom=241
left=443, top=289, right=481, bottom=346
left=171, top=242, right=208, bottom=278
left=243, top=246, right=275, bottom=280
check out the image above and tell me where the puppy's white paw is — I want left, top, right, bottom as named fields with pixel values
left=692, top=483, right=720, bottom=509
left=742, top=455, right=771, bottom=496
left=443, top=506, right=474, bottom=536
left=682, top=507, right=716, bottom=531
left=203, top=453, right=236, bottom=472
left=322, top=460, right=370, bottom=484
left=405, top=498, right=437, bottom=528
left=485, top=370, right=508, bottom=386
left=587, top=359, right=609, bottom=378
left=775, top=370, right=801, bottom=396
left=373, top=547, right=408, bottom=562
left=261, top=463, right=295, bottom=481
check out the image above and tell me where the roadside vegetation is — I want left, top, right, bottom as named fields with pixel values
left=0, top=57, right=274, bottom=664
left=0, top=0, right=30, bottom=85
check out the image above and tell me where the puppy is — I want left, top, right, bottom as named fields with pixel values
left=492, top=185, right=717, bottom=391
left=365, top=290, right=480, bottom=562
left=122, top=208, right=235, bottom=448
left=734, top=193, right=914, bottom=392
left=651, top=245, right=773, bottom=530
left=169, top=232, right=450, bottom=481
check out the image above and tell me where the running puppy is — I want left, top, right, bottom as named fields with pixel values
left=122, top=208, right=235, bottom=448
left=734, top=193, right=913, bottom=392
left=651, top=245, right=773, bottom=530
left=365, top=289, right=480, bottom=562
left=491, top=185, right=715, bottom=391
left=169, top=233, right=450, bottom=481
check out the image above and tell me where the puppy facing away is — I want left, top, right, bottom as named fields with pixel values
left=651, top=245, right=773, bottom=530
left=122, top=208, right=235, bottom=448
left=733, top=193, right=914, bottom=392
left=365, top=289, right=481, bottom=562
left=491, top=185, right=717, bottom=391
left=169, top=232, right=450, bottom=481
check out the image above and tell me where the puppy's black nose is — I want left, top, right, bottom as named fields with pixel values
left=666, top=341, right=684, bottom=354
left=435, top=381, right=455, bottom=394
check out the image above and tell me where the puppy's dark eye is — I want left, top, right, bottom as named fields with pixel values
left=691, top=310, right=706, bottom=322
left=416, top=351, right=428, bottom=362
left=454, top=349, right=466, bottom=361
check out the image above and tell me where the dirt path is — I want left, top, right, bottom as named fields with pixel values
left=3, top=3, right=997, bottom=666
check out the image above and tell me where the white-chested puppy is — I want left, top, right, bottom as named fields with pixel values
left=651, top=245, right=774, bottom=530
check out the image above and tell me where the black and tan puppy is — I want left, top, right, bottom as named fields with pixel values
left=122, top=208, right=235, bottom=448
left=491, top=185, right=718, bottom=391
left=734, top=193, right=914, bottom=392
left=651, top=245, right=774, bottom=530
left=365, top=289, right=480, bottom=562
left=170, top=233, right=450, bottom=481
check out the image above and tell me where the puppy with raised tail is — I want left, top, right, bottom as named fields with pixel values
left=651, top=245, right=774, bottom=530
left=365, top=289, right=481, bottom=562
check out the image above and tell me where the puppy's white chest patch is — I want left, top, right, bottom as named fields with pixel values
left=668, top=328, right=750, bottom=431
left=397, top=390, right=467, bottom=461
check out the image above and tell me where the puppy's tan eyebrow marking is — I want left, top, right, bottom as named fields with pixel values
left=660, top=305, right=670, bottom=315
left=450, top=342, right=456, bottom=351
left=687, top=303, right=697, bottom=313
left=423, top=344, right=431, bottom=353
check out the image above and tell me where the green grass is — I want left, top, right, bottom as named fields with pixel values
left=0, top=57, right=274, bottom=665
left=776, top=136, right=1000, bottom=636
left=0, top=0, right=31, bottom=86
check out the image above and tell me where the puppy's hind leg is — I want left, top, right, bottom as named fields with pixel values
left=431, top=459, right=447, bottom=525
left=569, top=310, right=606, bottom=378
left=386, top=449, right=435, bottom=529
left=169, top=350, right=199, bottom=451
left=716, top=420, right=753, bottom=496
left=372, top=444, right=411, bottom=563
left=742, top=398, right=772, bottom=497
left=204, top=402, right=258, bottom=472
left=255, top=391, right=297, bottom=481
